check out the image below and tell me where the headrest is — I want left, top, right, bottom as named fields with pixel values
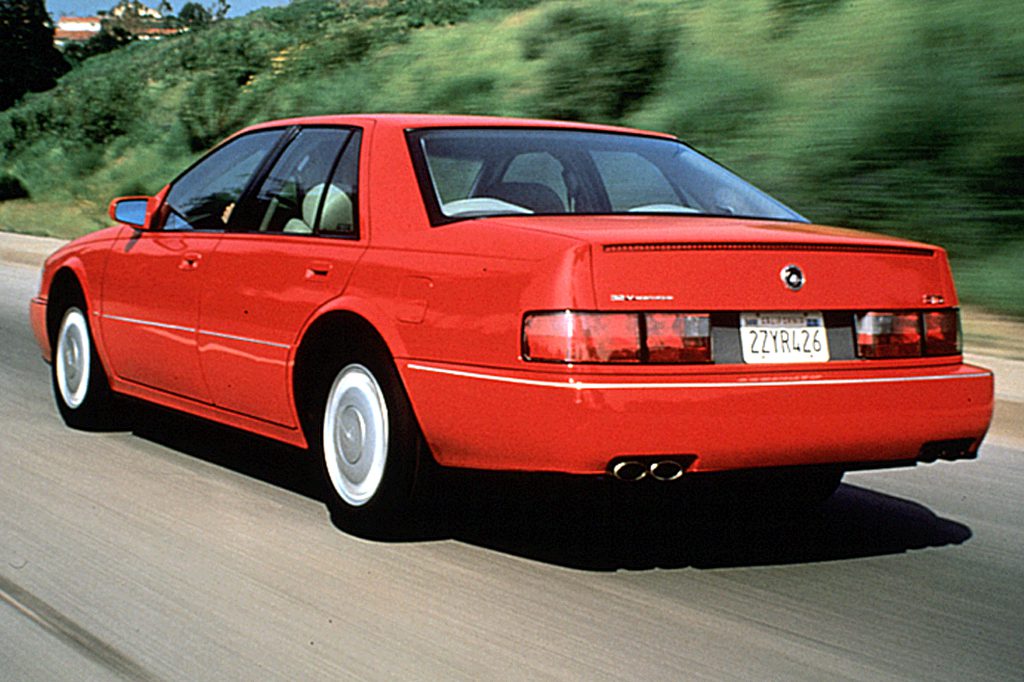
left=303, top=183, right=353, bottom=232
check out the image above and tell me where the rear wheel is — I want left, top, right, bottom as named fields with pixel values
left=52, top=305, right=117, bottom=429
left=317, top=353, right=428, bottom=534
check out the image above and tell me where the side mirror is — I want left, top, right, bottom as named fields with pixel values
left=108, top=196, right=151, bottom=229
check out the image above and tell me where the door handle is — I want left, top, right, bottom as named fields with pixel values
left=305, top=261, right=333, bottom=280
left=179, top=253, right=202, bottom=270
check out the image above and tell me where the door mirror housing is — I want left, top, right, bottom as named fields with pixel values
left=109, top=196, right=155, bottom=229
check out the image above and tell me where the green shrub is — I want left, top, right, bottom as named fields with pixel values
left=629, top=52, right=773, bottom=152
left=383, top=0, right=482, bottom=28
left=521, top=2, right=675, bottom=123
left=179, top=70, right=249, bottom=151
left=64, top=68, right=143, bottom=146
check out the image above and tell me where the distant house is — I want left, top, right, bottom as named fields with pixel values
left=135, top=26, right=182, bottom=40
left=53, top=2, right=184, bottom=49
left=110, top=0, right=164, bottom=20
left=53, top=17, right=103, bottom=47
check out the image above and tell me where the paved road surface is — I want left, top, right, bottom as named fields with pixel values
left=1, top=260, right=1022, bottom=680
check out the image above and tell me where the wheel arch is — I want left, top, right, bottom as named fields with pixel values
left=46, top=265, right=90, bottom=347
left=291, top=304, right=407, bottom=444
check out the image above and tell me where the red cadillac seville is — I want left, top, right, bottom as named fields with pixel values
left=29, top=114, right=993, bottom=527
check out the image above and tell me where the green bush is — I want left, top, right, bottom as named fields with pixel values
left=628, top=52, right=774, bottom=152
left=179, top=70, right=250, bottom=151
left=521, top=2, right=675, bottom=122
left=64, top=69, right=143, bottom=146
left=383, top=0, right=482, bottom=28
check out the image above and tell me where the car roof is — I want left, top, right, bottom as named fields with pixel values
left=240, top=113, right=678, bottom=140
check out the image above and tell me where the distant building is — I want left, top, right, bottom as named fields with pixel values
left=53, top=2, right=184, bottom=49
left=135, top=26, right=182, bottom=40
left=110, top=0, right=163, bottom=20
left=54, top=17, right=103, bottom=47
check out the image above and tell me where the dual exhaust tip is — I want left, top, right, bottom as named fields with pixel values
left=610, top=459, right=690, bottom=482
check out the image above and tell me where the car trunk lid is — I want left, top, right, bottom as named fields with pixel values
left=486, top=215, right=955, bottom=310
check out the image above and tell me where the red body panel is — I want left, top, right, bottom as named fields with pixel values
left=398, top=359, right=992, bottom=473
left=196, top=233, right=364, bottom=426
left=101, top=227, right=219, bottom=401
left=30, top=114, right=994, bottom=476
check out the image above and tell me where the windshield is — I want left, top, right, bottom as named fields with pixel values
left=408, top=128, right=807, bottom=225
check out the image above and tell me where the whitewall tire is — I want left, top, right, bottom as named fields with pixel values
left=55, top=308, right=92, bottom=410
left=323, top=364, right=390, bottom=507
left=51, top=304, right=116, bottom=429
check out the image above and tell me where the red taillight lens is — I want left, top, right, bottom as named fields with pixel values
left=855, top=312, right=922, bottom=358
left=523, top=312, right=641, bottom=363
left=923, top=309, right=961, bottom=356
left=645, top=313, right=712, bottom=363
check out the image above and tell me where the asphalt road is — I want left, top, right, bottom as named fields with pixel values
left=1, top=259, right=1022, bottom=681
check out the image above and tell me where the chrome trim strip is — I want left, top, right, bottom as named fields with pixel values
left=406, top=362, right=992, bottom=391
left=102, top=314, right=195, bottom=334
left=101, top=314, right=290, bottom=349
left=199, top=329, right=291, bottom=350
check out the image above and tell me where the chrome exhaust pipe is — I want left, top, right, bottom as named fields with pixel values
left=611, top=460, right=648, bottom=482
left=649, top=460, right=684, bottom=482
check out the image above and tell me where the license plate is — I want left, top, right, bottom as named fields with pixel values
left=740, top=312, right=830, bottom=364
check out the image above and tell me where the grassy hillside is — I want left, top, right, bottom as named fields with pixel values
left=1, top=0, right=1021, bottom=314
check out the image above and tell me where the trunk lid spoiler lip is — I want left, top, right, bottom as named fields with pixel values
left=477, top=215, right=938, bottom=254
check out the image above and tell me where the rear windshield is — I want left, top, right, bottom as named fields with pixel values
left=408, top=128, right=806, bottom=224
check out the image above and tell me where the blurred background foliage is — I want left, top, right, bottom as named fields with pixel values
left=0, top=0, right=1021, bottom=314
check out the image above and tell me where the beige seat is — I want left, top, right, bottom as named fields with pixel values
left=283, top=183, right=352, bottom=234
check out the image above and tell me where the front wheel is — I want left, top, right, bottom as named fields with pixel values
left=318, top=356, right=428, bottom=534
left=52, top=306, right=118, bottom=429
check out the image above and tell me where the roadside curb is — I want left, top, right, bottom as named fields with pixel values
left=0, top=231, right=67, bottom=268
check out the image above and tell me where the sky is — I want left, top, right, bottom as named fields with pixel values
left=48, top=0, right=291, bottom=20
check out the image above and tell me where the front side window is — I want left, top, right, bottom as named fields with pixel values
left=163, top=129, right=284, bottom=231
left=243, top=127, right=357, bottom=235
left=408, top=128, right=806, bottom=225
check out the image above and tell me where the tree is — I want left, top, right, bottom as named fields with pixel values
left=178, top=1, right=210, bottom=27
left=0, top=0, right=69, bottom=110
left=212, top=0, right=229, bottom=21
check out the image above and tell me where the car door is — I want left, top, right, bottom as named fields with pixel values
left=100, top=129, right=286, bottom=400
left=197, top=126, right=367, bottom=426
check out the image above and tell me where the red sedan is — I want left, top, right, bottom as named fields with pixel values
left=29, top=114, right=993, bottom=529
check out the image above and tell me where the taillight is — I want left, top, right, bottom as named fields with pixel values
left=923, top=309, right=961, bottom=356
left=645, top=313, right=712, bottom=363
left=855, top=312, right=922, bottom=358
left=523, top=312, right=640, bottom=363
left=522, top=311, right=711, bottom=364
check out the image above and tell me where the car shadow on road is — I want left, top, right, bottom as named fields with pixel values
left=128, top=406, right=972, bottom=572
left=129, top=404, right=326, bottom=501
left=432, top=471, right=973, bottom=571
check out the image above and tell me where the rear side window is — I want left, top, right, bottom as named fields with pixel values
left=244, top=128, right=352, bottom=234
left=164, top=129, right=284, bottom=231
left=319, top=130, right=361, bottom=235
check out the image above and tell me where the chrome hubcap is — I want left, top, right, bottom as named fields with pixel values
left=56, top=308, right=91, bottom=409
left=323, top=364, right=388, bottom=507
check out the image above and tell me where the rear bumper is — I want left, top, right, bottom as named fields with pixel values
left=399, top=360, right=993, bottom=475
